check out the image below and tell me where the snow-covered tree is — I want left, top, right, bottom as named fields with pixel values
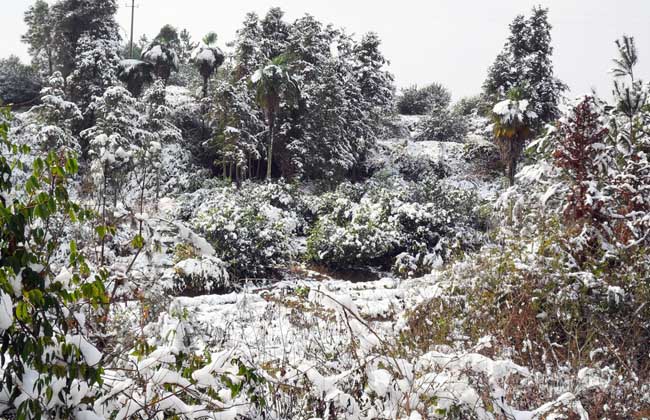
left=260, top=8, right=290, bottom=61
left=354, top=32, right=395, bottom=113
left=21, top=0, right=54, bottom=76
left=117, top=59, right=154, bottom=97
left=49, top=0, right=121, bottom=79
left=0, top=55, right=42, bottom=106
left=193, top=33, right=225, bottom=98
left=67, top=34, right=121, bottom=121
left=606, top=36, right=650, bottom=247
left=178, top=28, right=198, bottom=64
left=252, top=55, right=298, bottom=180
left=491, top=89, right=538, bottom=186
left=142, top=42, right=179, bottom=85
left=397, top=83, right=451, bottom=115
left=234, top=12, right=264, bottom=79
left=484, top=7, right=565, bottom=126
left=83, top=87, right=141, bottom=226
left=28, top=71, right=82, bottom=152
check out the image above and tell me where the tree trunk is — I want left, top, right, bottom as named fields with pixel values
left=267, top=115, right=274, bottom=181
left=507, top=158, right=517, bottom=187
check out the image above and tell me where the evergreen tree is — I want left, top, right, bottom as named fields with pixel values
left=50, top=0, right=121, bottom=79
left=484, top=7, right=565, bottom=126
left=234, top=13, right=264, bottom=79
left=607, top=36, right=650, bottom=246
left=0, top=56, right=42, bottom=105
left=22, top=0, right=54, bottom=76
left=178, top=29, right=198, bottom=64
left=67, top=34, right=121, bottom=122
left=397, top=83, right=451, bottom=115
left=260, top=8, right=290, bottom=60
left=29, top=71, right=83, bottom=152
left=354, top=32, right=395, bottom=112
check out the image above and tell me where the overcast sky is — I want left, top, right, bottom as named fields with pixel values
left=2, top=0, right=649, bottom=100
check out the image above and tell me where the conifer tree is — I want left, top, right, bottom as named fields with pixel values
left=484, top=7, right=565, bottom=127
left=22, top=0, right=54, bottom=76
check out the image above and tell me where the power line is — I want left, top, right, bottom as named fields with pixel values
left=126, top=0, right=139, bottom=59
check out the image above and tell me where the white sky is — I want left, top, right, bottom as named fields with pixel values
left=2, top=0, right=649, bottom=100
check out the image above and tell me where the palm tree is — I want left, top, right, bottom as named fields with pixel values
left=193, top=32, right=225, bottom=98
left=251, top=55, right=297, bottom=180
left=117, top=59, right=154, bottom=97
left=142, top=38, right=178, bottom=85
left=491, top=89, right=536, bottom=187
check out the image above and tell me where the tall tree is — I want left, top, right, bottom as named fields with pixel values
left=484, top=7, right=565, bottom=127
left=234, top=13, right=264, bottom=79
left=50, top=0, right=121, bottom=79
left=251, top=55, right=298, bottom=180
left=22, top=0, right=54, bottom=76
left=260, top=8, right=290, bottom=60
left=193, top=32, right=226, bottom=98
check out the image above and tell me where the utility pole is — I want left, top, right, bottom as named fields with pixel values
left=128, top=0, right=136, bottom=58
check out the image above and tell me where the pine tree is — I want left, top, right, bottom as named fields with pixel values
left=178, top=29, right=198, bottom=64
left=354, top=32, right=395, bottom=112
left=67, top=34, right=121, bottom=121
left=484, top=7, right=565, bottom=127
left=22, top=0, right=54, bottom=76
left=260, top=8, right=290, bottom=60
left=608, top=36, right=650, bottom=246
left=234, top=13, right=264, bottom=79
left=50, top=0, right=121, bottom=79
left=0, top=56, right=42, bottom=105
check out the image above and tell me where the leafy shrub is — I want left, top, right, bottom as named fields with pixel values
left=462, top=138, right=504, bottom=175
left=416, top=105, right=468, bottom=143
left=190, top=181, right=304, bottom=279
left=306, top=176, right=486, bottom=275
left=396, top=83, right=451, bottom=115
left=0, top=107, right=108, bottom=417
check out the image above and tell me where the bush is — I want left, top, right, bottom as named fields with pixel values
left=416, top=105, right=468, bottom=143
left=396, top=83, right=451, bottom=115
left=306, top=176, right=486, bottom=275
left=0, top=56, right=42, bottom=106
left=190, top=181, right=304, bottom=279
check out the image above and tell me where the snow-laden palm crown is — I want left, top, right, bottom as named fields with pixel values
left=192, top=33, right=225, bottom=98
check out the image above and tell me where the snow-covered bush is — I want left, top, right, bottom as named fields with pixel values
left=416, top=105, right=468, bottom=143
left=190, top=181, right=304, bottom=280
left=396, top=83, right=451, bottom=115
left=307, top=176, right=486, bottom=275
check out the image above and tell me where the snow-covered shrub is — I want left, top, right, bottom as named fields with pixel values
left=462, top=137, right=504, bottom=176
left=396, top=83, right=451, bottom=115
left=416, top=105, right=468, bottom=143
left=190, top=181, right=303, bottom=279
left=307, top=176, right=486, bottom=275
